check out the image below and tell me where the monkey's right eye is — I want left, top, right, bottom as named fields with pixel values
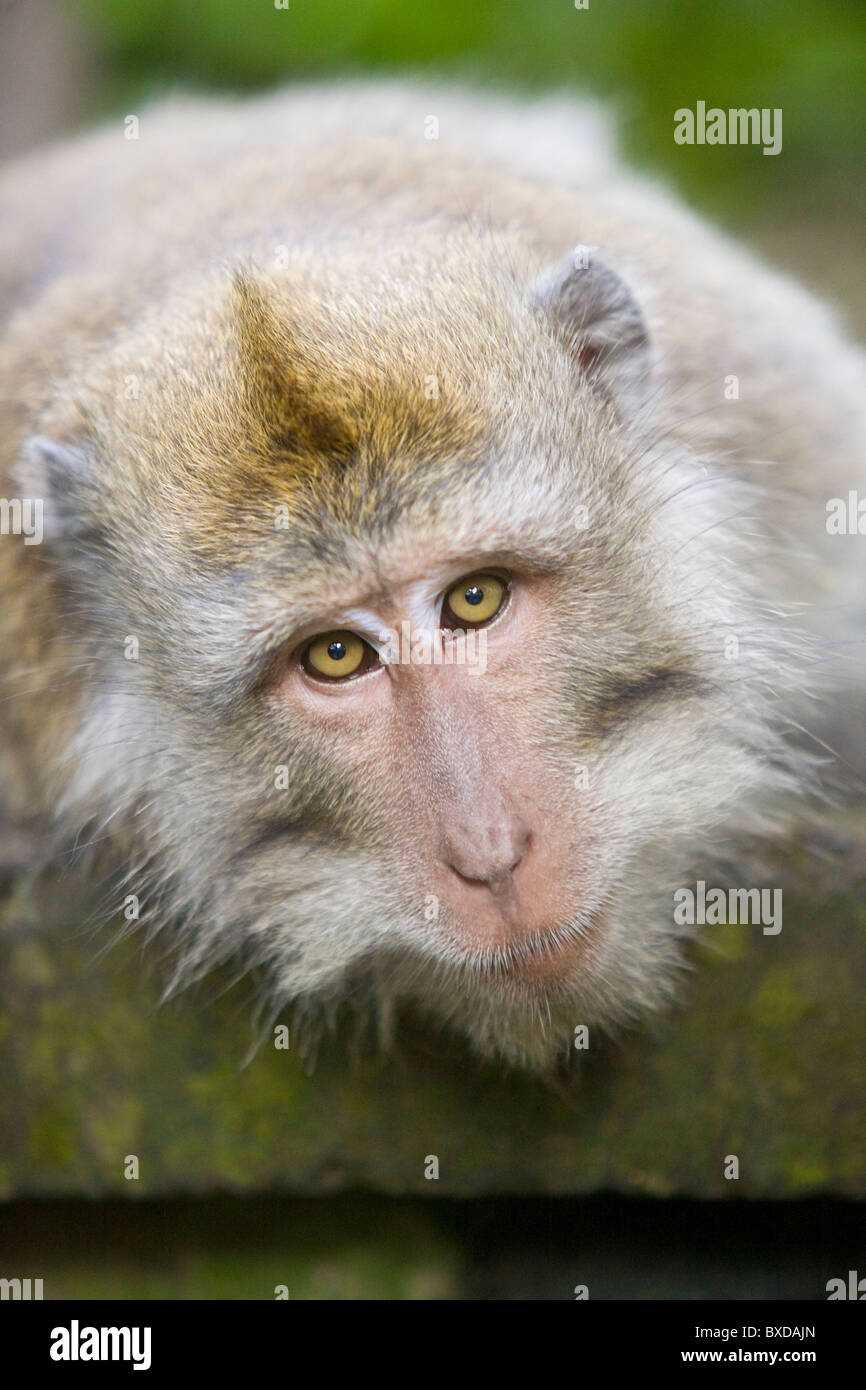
left=302, top=631, right=375, bottom=682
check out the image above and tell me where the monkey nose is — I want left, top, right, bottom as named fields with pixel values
left=441, top=819, right=531, bottom=894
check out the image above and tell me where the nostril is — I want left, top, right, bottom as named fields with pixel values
left=448, top=862, right=487, bottom=887
left=512, top=828, right=532, bottom=874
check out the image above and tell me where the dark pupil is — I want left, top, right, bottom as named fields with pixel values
left=465, top=585, right=484, bottom=606
left=328, top=640, right=347, bottom=662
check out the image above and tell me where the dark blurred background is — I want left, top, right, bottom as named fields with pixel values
left=0, top=0, right=864, bottom=1299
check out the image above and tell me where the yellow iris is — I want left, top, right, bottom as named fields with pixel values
left=306, top=631, right=366, bottom=679
left=445, top=574, right=505, bottom=625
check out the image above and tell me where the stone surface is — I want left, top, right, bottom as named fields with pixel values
left=1, top=812, right=865, bottom=1201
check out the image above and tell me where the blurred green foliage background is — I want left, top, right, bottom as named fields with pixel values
left=77, top=0, right=864, bottom=221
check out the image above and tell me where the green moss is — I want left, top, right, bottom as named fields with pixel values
left=1, top=814, right=866, bottom=1199
left=748, top=967, right=817, bottom=1031
left=8, top=939, right=56, bottom=987
left=786, top=1158, right=830, bottom=1189
left=28, top=1113, right=78, bottom=1169
left=695, top=920, right=750, bottom=963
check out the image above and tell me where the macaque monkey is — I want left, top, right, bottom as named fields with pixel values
left=0, top=83, right=864, bottom=1068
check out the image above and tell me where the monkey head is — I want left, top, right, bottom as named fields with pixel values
left=16, top=225, right=798, bottom=1068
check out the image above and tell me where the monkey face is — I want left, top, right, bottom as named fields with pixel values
left=269, top=556, right=599, bottom=982
left=17, top=232, right=804, bottom=1068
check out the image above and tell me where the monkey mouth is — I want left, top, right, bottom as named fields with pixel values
left=458, top=909, right=604, bottom=983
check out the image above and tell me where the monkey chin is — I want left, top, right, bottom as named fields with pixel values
left=405, top=903, right=630, bottom=1072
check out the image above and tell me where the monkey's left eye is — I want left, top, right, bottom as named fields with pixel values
left=302, top=631, right=375, bottom=681
left=442, top=573, right=507, bottom=628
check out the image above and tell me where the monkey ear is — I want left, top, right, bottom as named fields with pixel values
left=533, top=251, right=652, bottom=414
left=14, top=435, right=98, bottom=544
